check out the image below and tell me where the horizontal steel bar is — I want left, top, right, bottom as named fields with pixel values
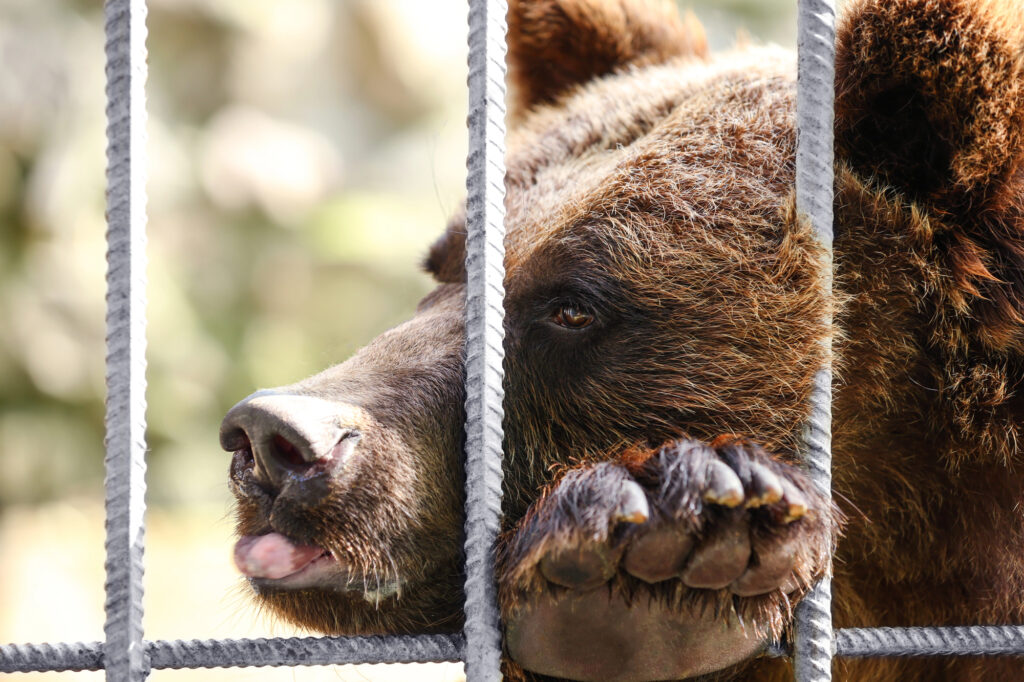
left=835, top=626, right=1024, bottom=658
left=5, top=625, right=1024, bottom=673
left=0, top=634, right=465, bottom=673
left=0, top=642, right=103, bottom=673
left=767, top=626, right=1024, bottom=659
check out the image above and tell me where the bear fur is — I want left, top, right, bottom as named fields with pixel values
left=221, top=0, right=1024, bottom=679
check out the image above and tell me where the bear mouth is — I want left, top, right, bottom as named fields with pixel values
left=234, top=532, right=337, bottom=586
left=234, top=532, right=404, bottom=600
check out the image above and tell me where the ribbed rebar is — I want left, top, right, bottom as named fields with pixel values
left=6, top=626, right=1024, bottom=673
left=0, top=635, right=465, bottom=673
left=836, top=626, right=1024, bottom=658
left=793, top=0, right=836, bottom=681
left=462, top=1, right=508, bottom=680
left=102, top=0, right=149, bottom=680
left=0, top=642, right=104, bottom=673
left=147, top=634, right=466, bottom=669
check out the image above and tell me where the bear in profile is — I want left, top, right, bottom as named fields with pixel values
left=220, top=0, right=1024, bottom=679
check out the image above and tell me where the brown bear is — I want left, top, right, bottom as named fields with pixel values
left=220, top=0, right=1024, bottom=679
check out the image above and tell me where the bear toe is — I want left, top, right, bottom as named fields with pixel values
left=540, top=543, right=620, bottom=590
left=678, top=512, right=752, bottom=589
left=730, top=533, right=802, bottom=597
left=622, top=522, right=694, bottom=583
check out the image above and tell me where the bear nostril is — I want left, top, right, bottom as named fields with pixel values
left=271, top=433, right=309, bottom=468
left=221, top=391, right=362, bottom=488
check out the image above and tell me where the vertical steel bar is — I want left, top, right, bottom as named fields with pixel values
left=793, top=0, right=836, bottom=680
left=103, top=0, right=149, bottom=679
left=462, top=0, right=508, bottom=680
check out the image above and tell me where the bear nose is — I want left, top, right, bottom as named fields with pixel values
left=220, top=391, right=358, bottom=488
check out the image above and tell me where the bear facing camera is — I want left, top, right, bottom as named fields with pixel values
left=221, top=0, right=1024, bottom=679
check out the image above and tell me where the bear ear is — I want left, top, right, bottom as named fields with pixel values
left=507, top=0, right=707, bottom=117
left=835, top=0, right=1024, bottom=209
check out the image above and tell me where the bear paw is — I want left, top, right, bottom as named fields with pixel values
left=499, top=437, right=836, bottom=682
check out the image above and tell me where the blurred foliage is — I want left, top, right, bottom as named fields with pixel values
left=0, top=0, right=794, bottom=673
left=0, top=0, right=474, bottom=509
left=0, top=0, right=795, bottom=508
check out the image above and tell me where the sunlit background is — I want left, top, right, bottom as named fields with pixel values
left=0, top=1, right=794, bottom=679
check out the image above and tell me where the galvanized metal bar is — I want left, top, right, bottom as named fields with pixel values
left=0, top=635, right=465, bottom=673
left=147, top=634, right=466, bottom=669
left=102, top=0, right=149, bottom=680
left=7, top=625, right=1024, bottom=673
left=462, top=0, right=508, bottom=680
left=792, top=0, right=837, bottom=680
left=835, top=627, right=1024, bottom=657
left=0, top=642, right=104, bottom=673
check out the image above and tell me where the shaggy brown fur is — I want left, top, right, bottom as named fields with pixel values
left=507, top=0, right=708, bottom=114
left=223, top=0, right=1024, bottom=679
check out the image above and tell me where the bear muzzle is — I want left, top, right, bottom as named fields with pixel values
left=221, top=390, right=362, bottom=494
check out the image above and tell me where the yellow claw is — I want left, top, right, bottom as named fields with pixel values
left=704, top=459, right=744, bottom=507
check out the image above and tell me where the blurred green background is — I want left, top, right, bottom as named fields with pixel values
left=0, top=0, right=794, bottom=679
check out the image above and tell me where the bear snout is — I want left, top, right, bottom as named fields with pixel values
left=221, top=391, right=362, bottom=493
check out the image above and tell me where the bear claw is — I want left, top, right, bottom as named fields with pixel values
left=703, top=459, right=744, bottom=507
left=779, top=476, right=809, bottom=522
left=508, top=438, right=825, bottom=598
left=614, top=480, right=650, bottom=524
left=744, top=461, right=785, bottom=507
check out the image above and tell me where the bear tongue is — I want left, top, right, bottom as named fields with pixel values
left=234, top=532, right=326, bottom=580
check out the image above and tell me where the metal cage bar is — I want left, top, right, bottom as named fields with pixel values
left=461, top=0, right=509, bottom=680
left=462, top=0, right=509, bottom=680
left=0, top=635, right=466, bottom=674
left=792, top=0, right=837, bottom=680
left=102, top=0, right=150, bottom=679
left=3, top=0, right=1024, bottom=679
left=835, top=627, right=1024, bottom=657
left=5, top=625, right=1024, bottom=674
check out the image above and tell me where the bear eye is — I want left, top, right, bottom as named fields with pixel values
left=551, top=305, right=594, bottom=330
